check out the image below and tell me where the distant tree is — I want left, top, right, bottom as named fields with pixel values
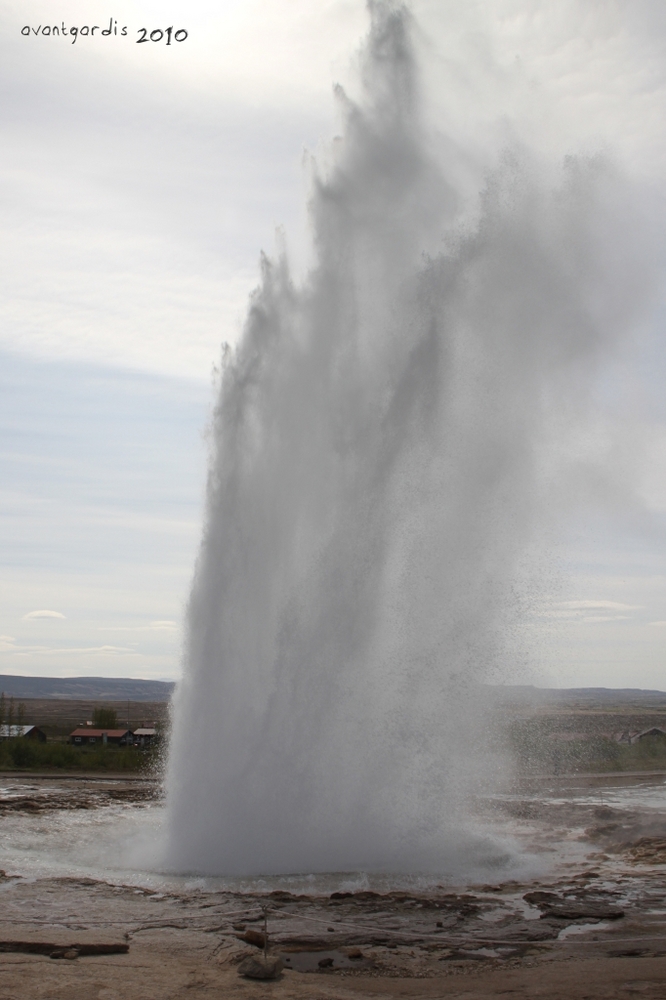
left=92, top=706, right=118, bottom=729
left=0, top=692, right=5, bottom=728
left=17, top=703, right=25, bottom=729
left=7, top=697, right=14, bottom=735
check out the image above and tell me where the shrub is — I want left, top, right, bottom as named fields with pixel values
left=10, top=740, right=37, bottom=767
left=92, top=707, right=118, bottom=729
left=0, top=739, right=147, bottom=772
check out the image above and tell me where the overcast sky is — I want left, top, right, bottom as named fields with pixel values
left=2, top=0, right=666, bottom=687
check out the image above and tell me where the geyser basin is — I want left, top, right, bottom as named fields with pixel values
left=165, top=3, right=650, bottom=876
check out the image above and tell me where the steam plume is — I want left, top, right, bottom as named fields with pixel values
left=166, top=3, right=649, bottom=876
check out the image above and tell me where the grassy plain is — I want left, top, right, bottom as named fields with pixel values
left=0, top=697, right=168, bottom=772
left=504, top=687, right=666, bottom=774
left=2, top=689, right=666, bottom=775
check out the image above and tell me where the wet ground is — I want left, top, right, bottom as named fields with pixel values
left=0, top=772, right=665, bottom=998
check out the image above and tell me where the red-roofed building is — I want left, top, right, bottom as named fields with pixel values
left=69, top=728, right=133, bottom=746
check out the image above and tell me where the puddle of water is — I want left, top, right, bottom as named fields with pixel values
left=558, top=921, right=609, bottom=940
left=279, top=949, right=372, bottom=972
left=0, top=779, right=663, bottom=893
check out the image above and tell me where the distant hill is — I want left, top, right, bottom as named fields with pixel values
left=0, top=676, right=662, bottom=706
left=0, top=675, right=176, bottom=702
left=540, top=686, right=666, bottom=701
left=491, top=685, right=666, bottom=707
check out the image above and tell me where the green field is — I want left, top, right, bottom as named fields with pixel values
left=509, top=728, right=666, bottom=774
left=0, top=738, right=158, bottom=772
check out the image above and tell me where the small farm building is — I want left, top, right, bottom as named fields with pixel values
left=616, top=727, right=666, bottom=745
left=634, top=727, right=666, bottom=743
left=69, top=728, right=133, bottom=746
left=0, top=725, right=47, bottom=742
left=133, top=728, right=156, bottom=747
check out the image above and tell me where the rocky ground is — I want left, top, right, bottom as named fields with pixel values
left=0, top=773, right=159, bottom=812
left=0, top=775, right=665, bottom=999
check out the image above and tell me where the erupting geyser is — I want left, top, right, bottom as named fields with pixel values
left=166, top=2, right=649, bottom=876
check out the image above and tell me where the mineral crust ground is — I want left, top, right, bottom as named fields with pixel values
left=0, top=774, right=665, bottom=999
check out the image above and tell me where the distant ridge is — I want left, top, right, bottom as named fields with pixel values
left=492, top=685, right=666, bottom=704
left=0, top=676, right=662, bottom=704
left=0, top=675, right=176, bottom=701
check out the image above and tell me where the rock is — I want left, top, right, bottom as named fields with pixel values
left=318, top=957, right=334, bottom=968
left=0, top=925, right=129, bottom=958
left=543, top=904, right=624, bottom=920
left=525, top=925, right=560, bottom=941
left=241, top=929, right=266, bottom=948
left=237, top=955, right=283, bottom=980
left=523, top=890, right=624, bottom=921
left=524, top=891, right=559, bottom=906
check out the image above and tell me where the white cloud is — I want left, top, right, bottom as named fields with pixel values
left=581, top=615, right=632, bottom=623
left=0, top=0, right=364, bottom=379
left=50, top=645, right=137, bottom=655
left=98, top=620, right=179, bottom=633
left=649, top=620, right=666, bottom=627
left=22, top=609, right=66, bottom=620
left=557, top=600, right=643, bottom=611
left=540, top=600, right=643, bottom=621
left=0, top=642, right=137, bottom=656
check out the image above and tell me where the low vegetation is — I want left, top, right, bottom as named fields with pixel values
left=0, top=738, right=155, bottom=772
left=0, top=692, right=162, bottom=774
left=0, top=693, right=27, bottom=731
left=1, top=688, right=665, bottom=777
left=92, top=706, right=119, bottom=729
left=510, top=727, right=666, bottom=775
